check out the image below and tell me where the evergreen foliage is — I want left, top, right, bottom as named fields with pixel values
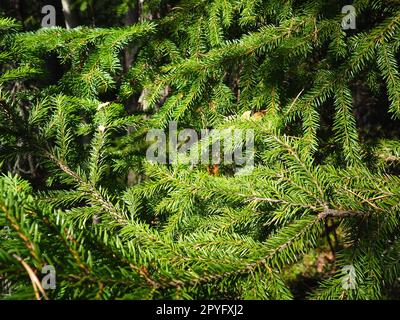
left=1, top=0, right=400, bottom=300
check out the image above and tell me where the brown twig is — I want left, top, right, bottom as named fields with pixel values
left=12, top=254, right=48, bottom=300
left=318, top=208, right=366, bottom=220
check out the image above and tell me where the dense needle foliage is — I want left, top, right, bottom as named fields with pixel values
left=1, top=0, right=400, bottom=300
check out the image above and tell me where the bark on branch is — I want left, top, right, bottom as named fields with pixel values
left=61, top=0, right=79, bottom=29
left=318, top=208, right=366, bottom=220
